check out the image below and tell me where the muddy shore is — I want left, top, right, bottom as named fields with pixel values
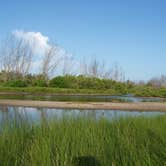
left=0, top=99, right=166, bottom=111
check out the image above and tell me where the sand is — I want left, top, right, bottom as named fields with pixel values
left=0, top=99, right=166, bottom=111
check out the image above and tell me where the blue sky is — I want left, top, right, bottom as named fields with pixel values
left=0, top=0, right=165, bottom=80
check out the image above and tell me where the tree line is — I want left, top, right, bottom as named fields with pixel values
left=0, top=34, right=165, bottom=89
left=0, top=34, right=125, bottom=82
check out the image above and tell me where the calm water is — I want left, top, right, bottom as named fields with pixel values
left=0, top=106, right=165, bottom=123
left=0, top=94, right=165, bottom=102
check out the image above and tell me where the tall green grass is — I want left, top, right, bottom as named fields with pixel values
left=0, top=116, right=166, bottom=165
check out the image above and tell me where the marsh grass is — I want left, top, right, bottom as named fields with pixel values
left=0, top=115, right=165, bottom=165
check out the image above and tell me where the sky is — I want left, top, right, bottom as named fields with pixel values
left=0, top=0, right=165, bottom=81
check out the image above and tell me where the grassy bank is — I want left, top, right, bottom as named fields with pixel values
left=0, top=75, right=166, bottom=97
left=129, top=86, right=166, bottom=98
left=0, top=86, right=166, bottom=98
left=0, top=86, right=123, bottom=95
left=0, top=116, right=166, bottom=165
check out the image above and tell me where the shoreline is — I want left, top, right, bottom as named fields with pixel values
left=0, top=99, right=166, bottom=111
left=0, top=88, right=165, bottom=98
left=0, top=92, right=165, bottom=99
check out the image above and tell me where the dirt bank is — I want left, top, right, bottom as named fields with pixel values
left=0, top=99, right=166, bottom=111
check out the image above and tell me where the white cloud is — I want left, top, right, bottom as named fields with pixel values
left=12, top=30, right=51, bottom=55
left=12, top=30, right=77, bottom=75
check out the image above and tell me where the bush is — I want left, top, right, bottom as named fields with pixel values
left=1, top=73, right=165, bottom=97
left=31, top=75, right=48, bottom=87
left=49, top=75, right=78, bottom=88
left=49, top=75, right=129, bottom=93
left=5, top=79, right=27, bottom=87
left=77, top=76, right=104, bottom=89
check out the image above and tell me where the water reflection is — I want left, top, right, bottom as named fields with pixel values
left=0, top=94, right=165, bottom=102
left=0, top=106, right=165, bottom=124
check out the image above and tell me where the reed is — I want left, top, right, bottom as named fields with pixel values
left=0, top=115, right=165, bottom=165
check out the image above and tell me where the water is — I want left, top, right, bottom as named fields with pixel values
left=0, top=106, right=165, bottom=124
left=0, top=94, right=165, bottom=102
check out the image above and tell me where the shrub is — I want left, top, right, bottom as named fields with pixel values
left=31, top=75, right=48, bottom=87
left=49, top=75, right=78, bottom=88
left=5, top=79, right=27, bottom=87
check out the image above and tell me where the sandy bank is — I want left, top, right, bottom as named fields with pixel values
left=0, top=99, right=166, bottom=111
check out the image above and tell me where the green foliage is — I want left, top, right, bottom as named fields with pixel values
left=0, top=72, right=166, bottom=97
left=49, top=75, right=128, bottom=94
left=49, top=75, right=77, bottom=88
left=0, top=115, right=166, bottom=165
left=30, top=74, right=48, bottom=87
left=0, top=71, right=23, bottom=82
left=76, top=76, right=104, bottom=89
left=129, top=85, right=166, bottom=98
left=21, top=74, right=48, bottom=87
left=4, top=79, right=27, bottom=87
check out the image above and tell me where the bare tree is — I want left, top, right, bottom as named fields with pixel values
left=148, top=75, right=166, bottom=88
left=160, top=75, right=166, bottom=87
left=110, top=64, right=125, bottom=82
left=41, top=44, right=62, bottom=78
left=98, top=60, right=112, bottom=79
left=80, top=57, right=125, bottom=81
left=0, top=35, right=33, bottom=80
left=80, top=58, right=103, bottom=77
left=62, top=54, right=76, bottom=76
left=13, top=39, right=33, bottom=75
left=88, top=58, right=100, bottom=77
left=80, top=57, right=88, bottom=76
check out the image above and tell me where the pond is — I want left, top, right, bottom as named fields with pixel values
left=0, top=106, right=165, bottom=124
left=0, top=94, right=165, bottom=102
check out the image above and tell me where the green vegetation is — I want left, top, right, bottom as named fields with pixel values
left=0, top=115, right=166, bottom=165
left=0, top=87, right=121, bottom=95
left=130, top=85, right=166, bottom=98
left=0, top=74, right=166, bottom=97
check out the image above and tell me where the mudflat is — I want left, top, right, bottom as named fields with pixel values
left=0, top=99, right=166, bottom=111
